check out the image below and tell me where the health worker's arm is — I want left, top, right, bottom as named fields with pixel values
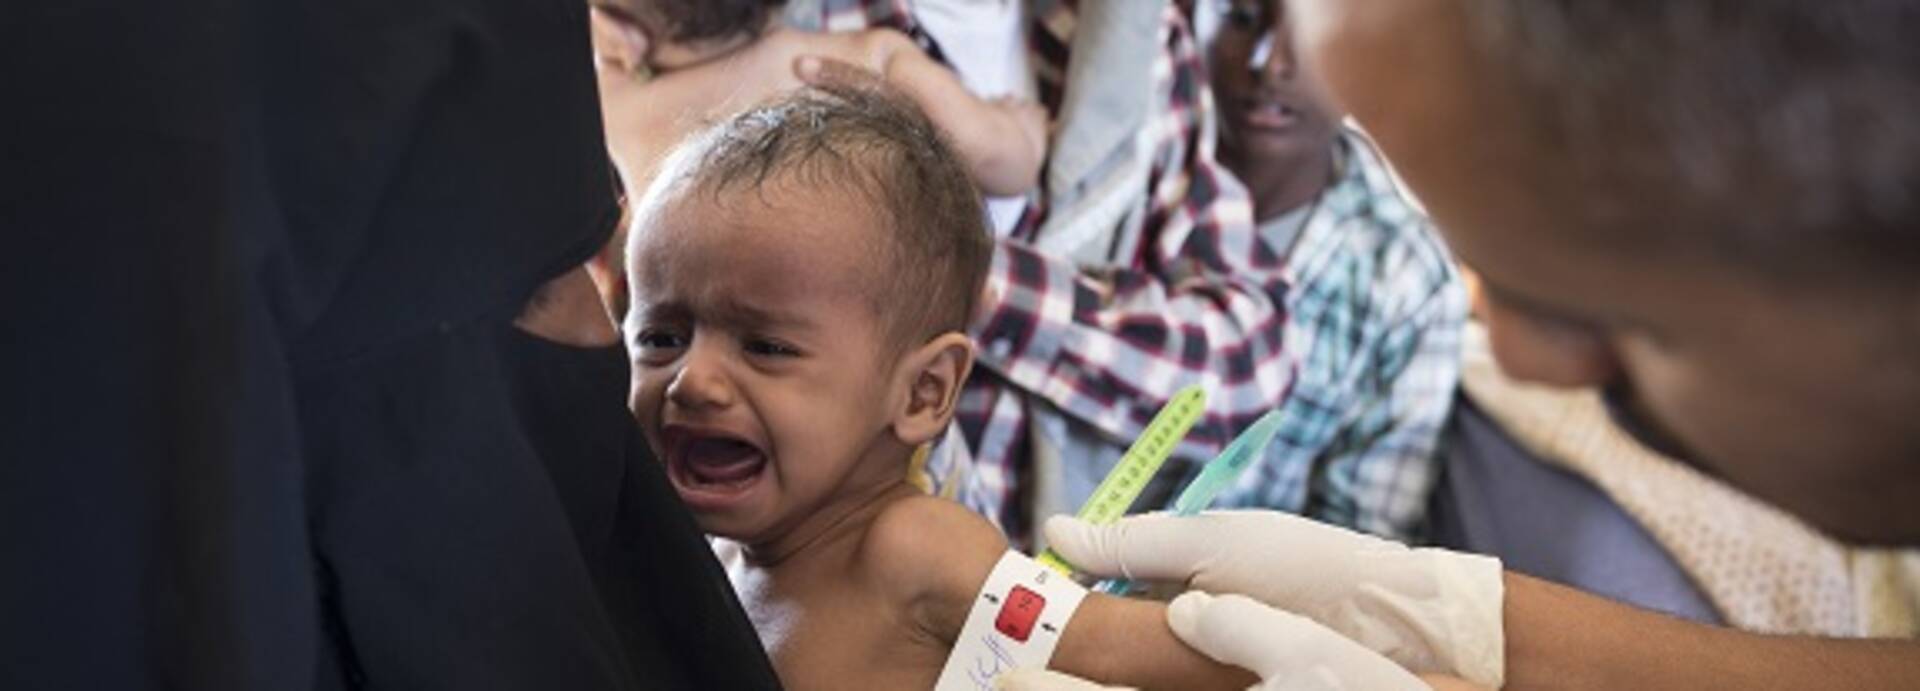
left=1503, top=573, right=1920, bottom=690
left=1043, top=511, right=1920, bottom=690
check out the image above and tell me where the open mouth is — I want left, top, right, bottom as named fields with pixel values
left=662, top=426, right=769, bottom=511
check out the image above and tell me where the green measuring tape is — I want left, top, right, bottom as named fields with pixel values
left=1036, top=385, right=1209, bottom=575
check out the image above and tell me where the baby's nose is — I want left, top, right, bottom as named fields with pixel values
left=665, top=347, right=738, bottom=410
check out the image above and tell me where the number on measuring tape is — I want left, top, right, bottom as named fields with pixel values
left=1035, top=385, right=1208, bottom=575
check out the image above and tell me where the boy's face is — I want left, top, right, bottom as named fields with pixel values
left=624, top=182, right=910, bottom=547
left=1291, top=0, right=1920, bottom=543
left=1209, top=0, right=1341, bottom=181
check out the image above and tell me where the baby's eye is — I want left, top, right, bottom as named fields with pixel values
left=635, top=328, right=689, bottom=351
left=743, top=337, right=801, bottom=358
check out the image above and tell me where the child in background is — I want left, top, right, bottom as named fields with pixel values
left=589, top=0, right=1046, bottom=196
left=622, top=85, right=1254, bottom=691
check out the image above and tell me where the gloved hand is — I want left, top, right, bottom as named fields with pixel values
left=1163, top=592, right=1428, bottom=690
left=1043, top=511, right=1506, bottom=687
left=993, top=592, right=1426, bottom=691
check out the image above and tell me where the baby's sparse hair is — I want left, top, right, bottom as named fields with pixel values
left=637, top=83, right=993, bottom=351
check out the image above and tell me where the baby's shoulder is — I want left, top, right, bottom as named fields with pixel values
left=856, top=495, right=1008, bottom=633
left=862, top=495, right=1006, bottom=570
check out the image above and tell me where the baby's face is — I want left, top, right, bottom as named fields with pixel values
left=624, top=183, right=908, bottom=546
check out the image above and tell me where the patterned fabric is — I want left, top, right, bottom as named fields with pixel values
left=1214, top=132, right=1465, bottom=539
left=1459, top=324, right=1920, bottom=636
left=795, top=0, right=1461, bottom=544
left=965, top=130, right=1462, bottom=543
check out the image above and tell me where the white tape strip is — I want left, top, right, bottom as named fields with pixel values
left=934, top=550, right=1090, bottom=691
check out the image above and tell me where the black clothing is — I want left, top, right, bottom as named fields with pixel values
left=1429, top=398, right=1719, bottom=625
left=1, top=0, right=778, bottom=688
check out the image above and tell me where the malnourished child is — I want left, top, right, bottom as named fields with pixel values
left=622, top=86, right=1256, bottom=690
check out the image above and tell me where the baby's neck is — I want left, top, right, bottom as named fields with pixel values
left=734, top=478, right=920, bottom=572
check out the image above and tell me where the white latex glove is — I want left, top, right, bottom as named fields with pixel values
left=1166, top=592, right=1427, bottom=690
left=991, top=592, right=1424, bottom=691
left=1044, top=511, right=1505, bottom=687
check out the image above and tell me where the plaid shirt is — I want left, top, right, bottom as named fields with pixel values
left=791, top=1, right=1462, bottom=543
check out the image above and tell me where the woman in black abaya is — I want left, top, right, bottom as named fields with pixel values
left=1, top=0, right=779, bottom=688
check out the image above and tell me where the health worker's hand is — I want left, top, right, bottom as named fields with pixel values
left=994, top=592, right=1426, bottom=691
left=1043, top=511, right=1506, bottom=687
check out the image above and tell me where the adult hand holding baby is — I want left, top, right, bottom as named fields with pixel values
left=1027, top=511, right=1507, bottom=689
left=791, top=53, right=1048, bottom=140
left=793, top=53, right=1050, bottom=196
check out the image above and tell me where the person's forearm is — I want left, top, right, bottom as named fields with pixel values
left=1052, top=593, right=1257, bottom=691
left=952, top=111, right=1042, bottom=196
left=1505, top=572, right=1920, bottom=689
left=910, top=95, right=1041, bottom=196
left=874, top=36, right=1042, bottom=196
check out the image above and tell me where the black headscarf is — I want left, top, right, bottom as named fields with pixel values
left=1, top=0, right=779, bottom=687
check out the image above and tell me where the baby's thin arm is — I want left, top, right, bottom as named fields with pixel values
left=868, top=32, right=1047, bottom=197
left=866, top=496, right=1254, bottom=690
left=1052, top=593, right=1260, bottom=691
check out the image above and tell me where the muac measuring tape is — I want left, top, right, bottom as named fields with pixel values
left=934, top=386, right=1209, bottom=691
left=1037, top=385, right=1210, bottom=575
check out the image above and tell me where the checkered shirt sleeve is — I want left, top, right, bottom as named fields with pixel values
left=1207, top=132, right=1466, bottom=539
left=964, top=130, right=1462, bottom=541
left=959, top=3, right=1299, bottom=536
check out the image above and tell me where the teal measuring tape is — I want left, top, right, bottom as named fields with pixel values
left=1036, top=385, right=1208, bottom=576
left=1171, top=407, right=1285, bottom=515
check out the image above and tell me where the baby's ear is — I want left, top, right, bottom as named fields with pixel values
left=891, top=331, right=975, bottom=445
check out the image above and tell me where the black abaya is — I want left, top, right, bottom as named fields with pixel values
left=0, top=0, right=779, bottom=688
